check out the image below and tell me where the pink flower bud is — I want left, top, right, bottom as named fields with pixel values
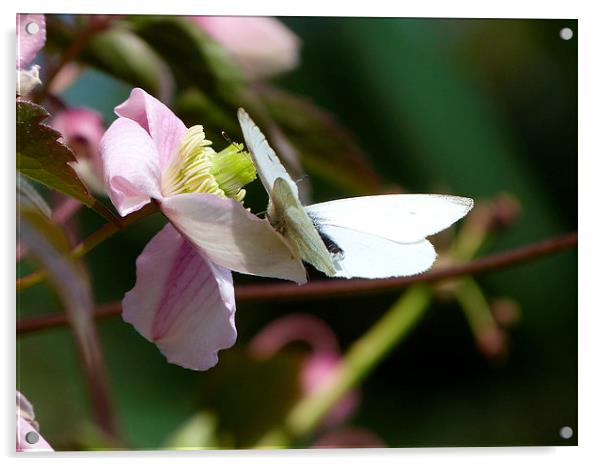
left=190, top=16, right=300, bottom=79
left=250, top=314, right=359, bottom=427
left=52, top=108, right=106, bottom=193
left=302, top=352, right=360, bottom=428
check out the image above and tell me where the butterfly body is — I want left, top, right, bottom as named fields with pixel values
left=269, top=177, right=337, bottom=276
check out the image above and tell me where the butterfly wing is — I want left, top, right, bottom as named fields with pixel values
left=306, top=194, right=473, bottom=244
left=237, top=109, right=335, bottom=275
left=317, top=224, right=437, bottom=278
left=237, top=108, right=299, bottom=198
left=238, top=108, right=472, bottom=279
left=306, top=194, right=472, bottom=278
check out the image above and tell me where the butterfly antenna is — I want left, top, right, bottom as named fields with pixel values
left=221, top=131, right=233, bottom=144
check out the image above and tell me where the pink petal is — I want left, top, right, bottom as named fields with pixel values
left=17, top=392, right=35, bottom=422
left=16, top=392, right=53, bottom=452
left=16, top=418, right=53, bottom=452
left=191, top=16, right=300, bottom=79
left=161, top=193, right=307, bottom=284
left=16, top=14, right=46, bottom=69
left=123, top=223, right=236, bottom=370
left=114, top=88, right=186, bottom=170
left=100, top=117, right=163, bottom=216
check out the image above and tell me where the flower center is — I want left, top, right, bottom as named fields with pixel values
left=162, top=125, right=256, bottom=201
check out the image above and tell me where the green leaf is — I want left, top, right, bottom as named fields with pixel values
left=17, top=100, right=95, bottom=207
left=164, top=412, right=218, bottom=450
left=84, top=27, right=174, bottom=102
left=16, top=101, right=121, bottom=226
left=175, top=88, right=240, bottom=138
left=129, top=15, right=246, bottom=102
left=258, top=86, right=384, bottom=195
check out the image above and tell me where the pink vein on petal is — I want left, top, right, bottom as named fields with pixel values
left=150, top=240, right=214, bottom=340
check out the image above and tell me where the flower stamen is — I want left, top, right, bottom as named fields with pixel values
left=162, top=125, right=256, bottom=201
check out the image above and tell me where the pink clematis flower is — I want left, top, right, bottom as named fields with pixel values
left=16, top=391, right=53, bottom=452
left=52, top=107, right=106, bottom=194
left=16, top=14, right=46, bottom=95
left=100, top=88, right=305, bottom=370
left=190, top=16, right=300, bottom=80
left=250, top=314, right=359, bottom=427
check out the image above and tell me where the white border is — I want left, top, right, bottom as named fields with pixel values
left=4, top=1, right=600, bottom=465
left=2, top=0, right=583, bottom=17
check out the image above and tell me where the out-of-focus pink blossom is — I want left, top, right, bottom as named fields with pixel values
left=312, top=427, right=386, bottom=448
left=250, top=314, right=360, bottom=428
left=16, top=391, right=53, bottom=452
left=17, top=14, right=46, bottom=69
left=190, top=16, right=300, bottom=80
left=100, top=88, right=305, bottom=370
left=52, top=108, right=106, bottom=194
left=16, top=14, right=46, bottom=95
left=49, top=62, right=81, bottom=95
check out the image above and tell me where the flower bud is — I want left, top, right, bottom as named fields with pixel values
left=190, top=16, right=300, bottom=79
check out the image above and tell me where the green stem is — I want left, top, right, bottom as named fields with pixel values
left=256, top=284, right=432, bottom=448
left=17, top=202, right=159, bottom=292
left=454, top=277, right=496, bottom=334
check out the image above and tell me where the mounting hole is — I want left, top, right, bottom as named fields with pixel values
left=25, top=431, right=39, bottom=444
left=559, top=426, right=574, bottom=439
left=25, top=21, right=40, bottom=35
left=559, top=27, right=573, bottom=41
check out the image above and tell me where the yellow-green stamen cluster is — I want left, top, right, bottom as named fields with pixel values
left=162, top=125, right=256, bottom=202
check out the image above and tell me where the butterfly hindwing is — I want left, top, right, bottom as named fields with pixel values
left=317, top=224, right=437, bottom=279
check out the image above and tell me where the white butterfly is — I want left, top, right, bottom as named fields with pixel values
left=237, top=108, right=473, bottom=279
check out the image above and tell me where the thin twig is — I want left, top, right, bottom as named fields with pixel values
left=236, top=231, right=577, bottom=302
left=16, top=231, right=577, bottom=335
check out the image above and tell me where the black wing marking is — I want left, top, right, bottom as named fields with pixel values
left=307, top=212, right=345, bottom=260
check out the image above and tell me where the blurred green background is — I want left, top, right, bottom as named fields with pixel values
left=17, top=16, right=577, bottom=449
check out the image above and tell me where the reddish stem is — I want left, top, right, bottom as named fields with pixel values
left=17, top=231, right=577, bottom=335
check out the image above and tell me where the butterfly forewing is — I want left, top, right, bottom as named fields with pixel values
left=237, top=108, right=299, bottom=198
left=305, top=194, right=473, bottom=244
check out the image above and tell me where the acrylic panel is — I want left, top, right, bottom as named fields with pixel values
left=16, top=14, right=577, bottom=451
